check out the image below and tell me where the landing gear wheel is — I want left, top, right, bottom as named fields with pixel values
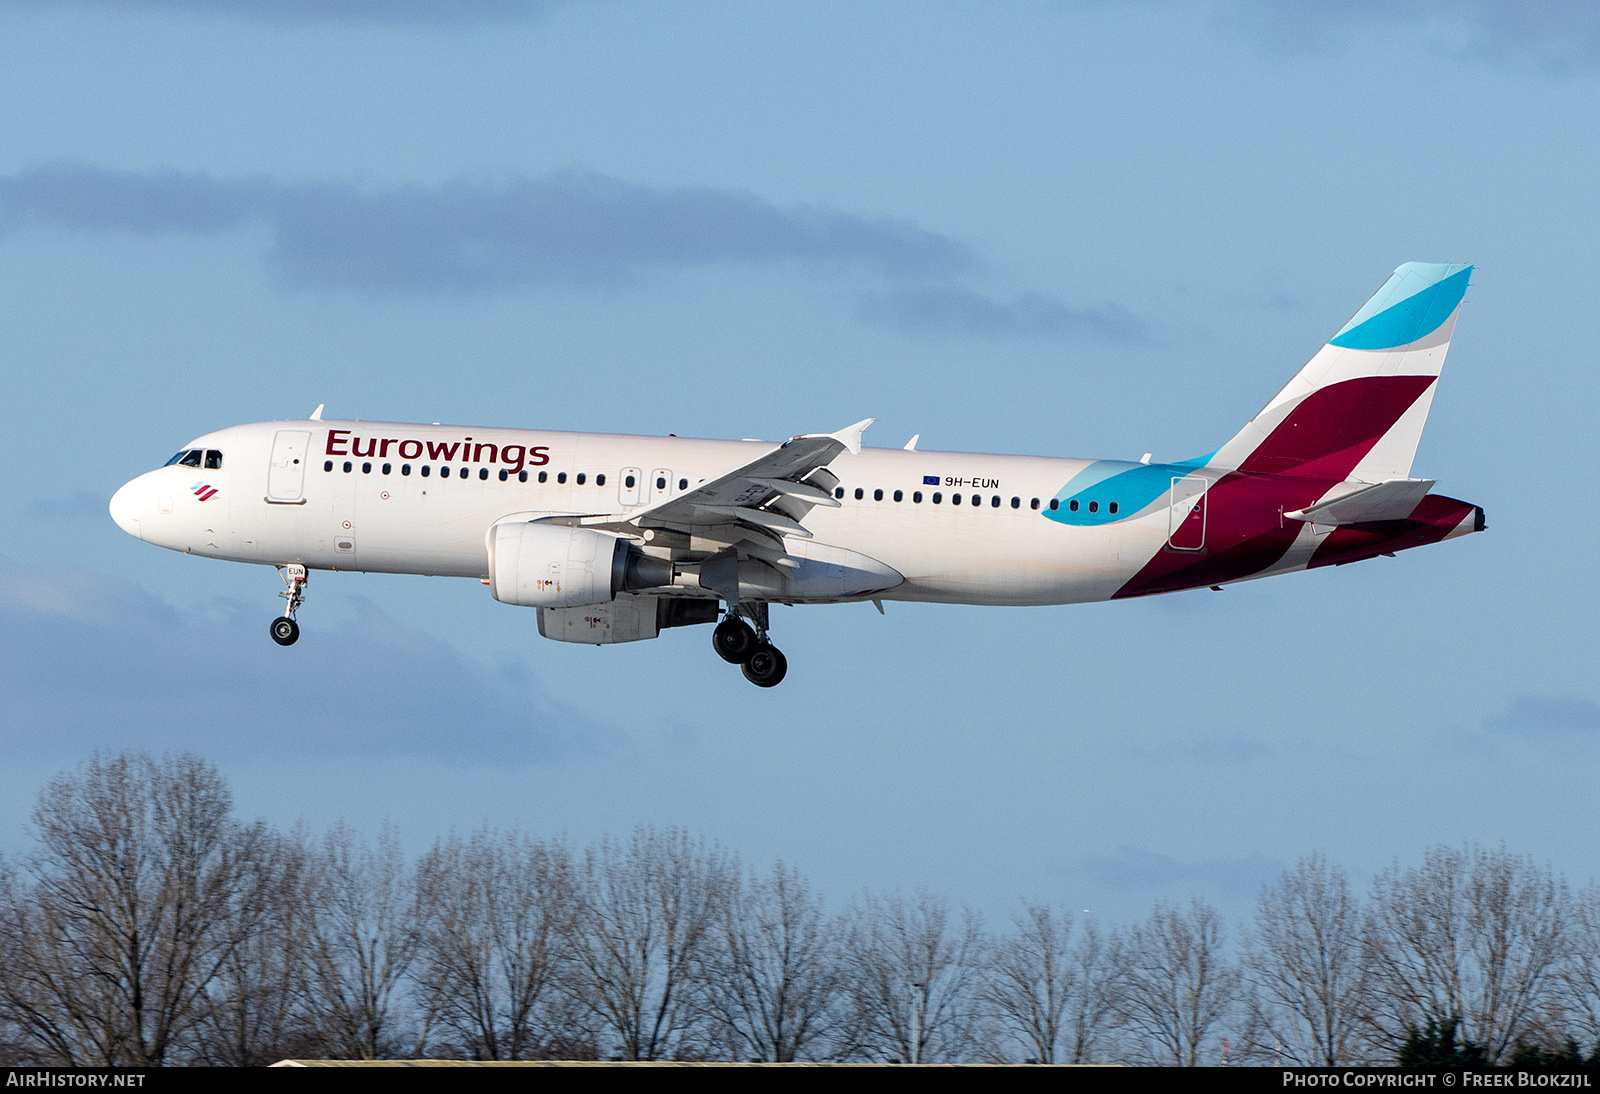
left=741, top=644, right=787, bottom=688
left=712, top=617, right=757, bottom=664
left=270, top=616, right=300, bottom=646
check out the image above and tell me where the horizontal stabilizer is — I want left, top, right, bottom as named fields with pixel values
left=1286, top=479, right=1435, bottom=525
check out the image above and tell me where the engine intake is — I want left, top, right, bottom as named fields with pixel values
left=489, top=522, right=674, bottom=608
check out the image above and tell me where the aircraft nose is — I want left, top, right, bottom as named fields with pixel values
left=109, top=480, right=143, bottom=539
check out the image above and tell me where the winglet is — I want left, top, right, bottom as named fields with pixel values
left=904, top=434, right=920, bottom=451
left=829, top=418, right=874, bottom=456
left=309, top=404, right=324, bottom=421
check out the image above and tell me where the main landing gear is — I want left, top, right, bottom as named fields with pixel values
left=270, top=564, right=307, bottom=647
left=712, top=602, right=787, bottom=688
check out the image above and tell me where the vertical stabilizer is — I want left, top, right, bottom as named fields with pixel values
left=1210, top=262, right=1472, bottom=481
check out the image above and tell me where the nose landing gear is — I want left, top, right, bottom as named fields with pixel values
left=712, top=601, right=787, bottom=687
left=270, top=564, right=307, bottom=647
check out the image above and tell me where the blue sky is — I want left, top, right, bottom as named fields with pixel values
left=1, top=0, right=1597, bottom=929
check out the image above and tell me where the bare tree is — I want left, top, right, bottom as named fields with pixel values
left=1561, top=882, right=1600, bottom=1051
left=1063, top=919, right=1126, bottom=1063
left=0, top=753, right=276, bottom=1066
left=0, top=854, right=31, bottom=1066
left=569, top=827, right=731, bottom=1060
left=191, top=829, right=316, bottom=1066
left=981, top=904, right=1124, bottom=1063
left=1363, top=845, right=1569, bottom=1064
left=1118, top=898, right=1237, bottom=1066
left=301, top=821, right=421, bottom=1060
left=839, top=891, right=986, bottom=1062
left=1240, top=853, right=1371, bottom=1066
left=413, top=828, right=578, bottom=1060
left=704, top=861, right=840, bottom=1061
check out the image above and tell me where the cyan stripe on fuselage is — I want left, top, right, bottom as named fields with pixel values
left=1043, top=453, right=1214, bottom=526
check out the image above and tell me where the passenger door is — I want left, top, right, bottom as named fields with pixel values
left=267, top=430, right=311, bottom=503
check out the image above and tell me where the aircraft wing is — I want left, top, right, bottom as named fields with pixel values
left=593, top=418, right=873, bottom=547
left=1287, top=478, right=1437, bottom=525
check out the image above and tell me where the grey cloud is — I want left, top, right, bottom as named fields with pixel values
left=1085, top=0, right=1600, bottom=70
left=0, top=0, right=565, bottom=24
left=0, top=165, right=972, bottom=293
left=1082, top=844, right=1282, bottom=896
left=26, top=491, right=108, bottom=522
left=0, top=164, right=1135, bottom=341
left=858, top=286, right=1147, bottom=343
left=1227, top=0, right=1600, bottom=68
left=0, top=559, right=603, bottom=763
left=1484, top=694, right=1600, bottom=738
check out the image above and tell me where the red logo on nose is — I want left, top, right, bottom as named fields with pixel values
left=191, top=481, right=218, bottom=501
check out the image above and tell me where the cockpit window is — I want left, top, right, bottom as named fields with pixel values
left=204, top=450, right=223, bottom=469
left=164, top=450, right=190, bottom=466
left=178, top=450, right=203, bottom=468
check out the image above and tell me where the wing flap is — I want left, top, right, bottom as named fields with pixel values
left=623, top=418, right=872, bottom=544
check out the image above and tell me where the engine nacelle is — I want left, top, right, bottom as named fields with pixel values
left=488, top=521, right=673, bottom=608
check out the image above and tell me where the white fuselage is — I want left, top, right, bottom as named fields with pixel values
left=110, top=419, right=1169, bottom=607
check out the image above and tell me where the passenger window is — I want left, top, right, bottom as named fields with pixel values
left=422, top=465, right=431, bottom=477
left=402, top=464, right=411, bottom=476
left=518, top=471, right=528, bottom=482
left=1088, top=501, right=1099, bottom=513
left=343, top=461, right=352, bottom=473
left=596, top=473, right=606, bottom=486
left=991, top=495, right=1000, bottom=507
left=679, top=478, right=688, bottom=491
left=626, top=475, right=636, bottom=488
left=324, top=460, right=333, bottom=472
left=1068, top=499, right=1079, bottom=512
left=835, top=487, right=845, bottom=499
left=499, top=469, right=508, bottom=481
left=460, top=467, right=469, bottom=479
left=577, top=473, right=587, bottom=485
left=538, top=471, right=548, bottom=483
left=874, top=489, right=883, bottom=501
left=932, top=492, right=943, bottom=504
left=382, top=463, right=392, bottom=475
left=1049, top=499, right=1059, bottom=511
left=1109, top=501, right=1119, bottom=514
left=952, top=493, right=961, bottom=505
left=440, top=466, right=450, bottom=477
left=558, top=472, right=568, bottom=484
left=479, top=468, right=488, bottom=480
left=1011, top=497, right=1020, bottom=509
left=913, top=491, right=922, bottom=503
left=179, top=450, right=203, bottom=468
left=854, top=488, right=864, bottom=500
left=893, top=490, right=903, bottom=502
left=655, top=476, right=666, bottom=490
left=362, top=462, right=372, bottom=473
left=1030, top=498, right=1039, bottom=510
left=205, top=450, right=223, bottom=469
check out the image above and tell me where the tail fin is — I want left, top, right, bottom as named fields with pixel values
left=1211, top=262, right=1472, bottom=481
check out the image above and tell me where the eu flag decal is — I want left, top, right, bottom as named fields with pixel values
left=922, top=475, right=939, bottom=485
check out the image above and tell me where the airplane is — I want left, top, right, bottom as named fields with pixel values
left=109, top=262, right=1483, bottom=687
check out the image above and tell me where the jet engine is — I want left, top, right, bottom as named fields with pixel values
left=488, top=522, right=674, bottom=608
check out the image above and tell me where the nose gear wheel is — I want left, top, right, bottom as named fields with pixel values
left=271, top=564, right=308, bottom=647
